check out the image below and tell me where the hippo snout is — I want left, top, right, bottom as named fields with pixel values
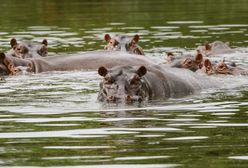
left=126, top=95, right=143, bottom=102
left=106, top=95, right=143, bottom=103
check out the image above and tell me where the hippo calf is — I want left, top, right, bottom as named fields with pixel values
left=97, top=64, right=218, bottom=102
left=7, top=38, right=48, bottom=58
left=104, top=34, right=144, bottom=55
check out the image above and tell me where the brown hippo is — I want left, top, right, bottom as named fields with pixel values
left=7, top=38, right=48, bottom=59
left=104, top=34, right=144, bottom=55
left=196, top=41, right=235, bottom=56
left=97, top=64, right=219, bottom=102
left=0, top=51, right=156, bottom=75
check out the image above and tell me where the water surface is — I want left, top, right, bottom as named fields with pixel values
left=0, top=1, right=248, bottom=167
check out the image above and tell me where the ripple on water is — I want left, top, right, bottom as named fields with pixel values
left=0, top=164, right=180, bottom=168
left=42, top=156, right=111, bottom=160
left=164, top=136, right=208, bottom=141
left=0, top=127, right=181, bottom=139
left=229, top=156, right=248, bottom=160
left=114, top=156, right=170, bottom=161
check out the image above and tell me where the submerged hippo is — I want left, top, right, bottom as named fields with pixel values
left=168, top=51, right=204, bottom=71
left=97, top=64, right=218, bottom=102
left=7, top=38, right=48, bottom=58
left=0, top=51, right=156, bottom=75
left=196, top=41, right=235, bottom=56
left=104, top=34, right=144, bottom=55
left=196, top=58, right=248, bottom=76
left=213, top=60, right=248, bottom=75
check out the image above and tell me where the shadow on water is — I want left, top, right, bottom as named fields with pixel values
left=0, top=0, right=248, bottom=167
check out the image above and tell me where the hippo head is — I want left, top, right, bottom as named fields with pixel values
left=171, top=52, right=203, bottom=71
left=197, top=41, right=233, bottom=56
left=9, top=38, right=48, bottom=58
left=213, top=60, right=231, bottom=75
left=104, top=34, right=144, bottom=55
left=97, top=65, right=148, bottom=103
left=10, top=64, right=32, bottom=75
left=198, top=58, right=214, bottom=75
left=0, top=53, right=15, bottom=75
left=166, top=52, right=174, bottom=63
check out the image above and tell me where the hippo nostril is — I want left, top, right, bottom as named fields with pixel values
left=107, top=96, right=116, bottom=102
left=126, top=95, right=143, bottom=102
left=137, top=97, right=143, bottom=102
left=126, top=95, right=131, bottom=102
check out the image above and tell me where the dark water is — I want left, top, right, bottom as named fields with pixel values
left=0, top=1, right=248, bottom=167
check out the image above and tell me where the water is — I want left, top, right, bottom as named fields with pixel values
left=0, top=0, right=248, bottom=167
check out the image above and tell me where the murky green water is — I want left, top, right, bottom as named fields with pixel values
left=0, top=0, right=248, bottom=167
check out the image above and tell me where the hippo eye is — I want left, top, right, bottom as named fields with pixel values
left=104, top=76, right=114, bottom=84
left=187, top=60, right=192, bottom=65
left=130, top=75, right=141, bottom=85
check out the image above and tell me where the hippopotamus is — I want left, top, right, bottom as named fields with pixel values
left=97, top=64, right=218, bottom=102
left=104, top=34, right=144, bottom=55
left=10, top=65, right=33, bottom=75
left=168, top=50, right=203, bottom=71
left=196, top=58, right=248, bottom=76
left=0, top=51, right=156, bottom=75
left=196, top=41, right=235, bottom=56
left=213, top=60, right=248, bottom=75
left=7, top=38, right=48, bottom=58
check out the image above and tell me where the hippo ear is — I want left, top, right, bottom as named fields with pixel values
left=98, top=66, right=108, bottom=77
left=195, top=51, right=203, bottom=64
left=104, top=34, right=111, bottom=42
left=10, top=38, right=18, bottom=48
left=136, top=66, right=147, bottom=77
left=3, top=58, right=15, bottom=73
left=167, top=52, right=174, bottom=57
left=42, top=39, right=48, bottom=46
left=204, top=42, right=211, bottom=50
left=0, top=53, right=6, bottom=63
left=27, top=63, right=33, bottom=71
left=132, top=34, right=139, bottom=43
left=204, top=59, right=212, bottom=68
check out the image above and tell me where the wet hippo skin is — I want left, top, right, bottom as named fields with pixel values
left=0, top=51, right=156, bottom=75
left=97, top=64, right=219, bottom=102
left=104, top=34, right=144, bottom=55
left=7, top=38, right=48, bottom=58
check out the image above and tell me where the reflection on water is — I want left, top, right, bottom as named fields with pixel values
left=0, top=0, right=248, bottom=167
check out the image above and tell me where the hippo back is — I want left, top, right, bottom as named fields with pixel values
left=31, top=51, right=156, bottom=73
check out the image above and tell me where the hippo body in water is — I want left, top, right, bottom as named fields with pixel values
left=7, top=38, right=48, bottom=59
left=0, top=51, right=156, bottom=75
left=97, top=64, right=218, bottom=102
left=0, top=51, right=219, bottom=102
left=197, top=41, right=236, bottom=56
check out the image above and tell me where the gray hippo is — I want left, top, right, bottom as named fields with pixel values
left=196, top=59, right=248, bottom=76
left=167, top=50, right=203, bottom=72
left=0, top=51, right=156, bottom=75
left=7, top=38, right=48, bottom=59
left=213, top=60, right=248, bottom=75
left=104, top=34, right=144, bottom=55
left=196, top=41, right=235, bottom=56
left=97, top=64, right=218, bottom=102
